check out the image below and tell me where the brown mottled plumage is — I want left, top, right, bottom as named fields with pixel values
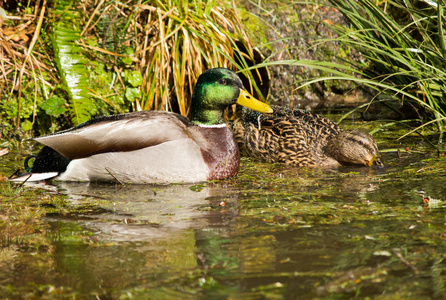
left=231, top=105, right=383, bottom=168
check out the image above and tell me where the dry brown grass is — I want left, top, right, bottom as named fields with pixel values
left=0, top=0, right=53, bottom=128
left=1, top=0, right=262, bottom=135
left=80, top=0, right=261, bottom=115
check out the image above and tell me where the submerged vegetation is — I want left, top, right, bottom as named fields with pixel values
left=1, top=132, right=446, bottom=298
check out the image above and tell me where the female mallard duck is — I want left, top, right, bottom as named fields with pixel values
left=231, top=105, right=383, bottom=167
left=11, top=68, right=272, bottom=184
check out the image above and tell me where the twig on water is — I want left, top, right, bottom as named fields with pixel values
left=392, top=248, right=419, bottom=276
left=105, top=167, right=125, bottom=186
left=18, top=173, right=32, bottom=188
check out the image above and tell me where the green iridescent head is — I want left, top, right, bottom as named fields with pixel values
left=190, top=68, right=272, bottom=125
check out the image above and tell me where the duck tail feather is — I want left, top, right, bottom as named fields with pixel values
left=8, top=172, right=59, bottom=182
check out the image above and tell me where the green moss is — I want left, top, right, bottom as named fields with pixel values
left=238, top=10, right=269, bottom=48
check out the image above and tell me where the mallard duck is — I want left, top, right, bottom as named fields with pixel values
left=231, top=105, right=383, bottom=167
left=10, top=68, right=273, bottom=184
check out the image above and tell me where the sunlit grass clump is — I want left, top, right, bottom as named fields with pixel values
left=0, top=0, right=261, bottom=139
left=328, top=0, right=446, bottom=132
left=86, top=0, right=262, bottom=116
left=132, top=0, right=258, bottom=115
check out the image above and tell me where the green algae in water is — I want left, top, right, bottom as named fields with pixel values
left=1, top=135, right=446, bottom=298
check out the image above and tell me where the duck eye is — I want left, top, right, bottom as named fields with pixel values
left=218, top=78, right=227, bottom=85
left=359, top=140, right=364, bottom=146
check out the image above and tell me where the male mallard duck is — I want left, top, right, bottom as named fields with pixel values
left=231, top=105, right=383, bottom=167
left=11, top=68, right=272, bottom=184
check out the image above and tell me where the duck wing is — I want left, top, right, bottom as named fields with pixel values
left=244, top=115, right=316, bottom=165
left=34, top=111, right=192, bottom=159
left=245, top=113, right=339, bottom=167
left=291, top=109, right=341, bottom=138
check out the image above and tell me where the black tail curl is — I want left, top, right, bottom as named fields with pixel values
left=25, top=146, right=72, bottom=173
left=24, top=155, right=37, bottom=172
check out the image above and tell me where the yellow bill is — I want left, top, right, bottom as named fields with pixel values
left=236, top=89, right=273, bottom=114
left=368, top=155, right=383, bottom=167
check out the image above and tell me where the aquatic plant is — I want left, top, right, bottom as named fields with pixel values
left=326, top=0, right=446, bottom=133
left=247, top=0, right=446, bottom=141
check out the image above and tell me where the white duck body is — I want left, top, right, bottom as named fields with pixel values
left=27, top=111, right=240, bottom=184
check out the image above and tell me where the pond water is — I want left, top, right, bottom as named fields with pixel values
left=1, top=125, right=446, bottom=299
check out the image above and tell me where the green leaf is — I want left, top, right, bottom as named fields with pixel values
left=51, top=0, right=95, bottom=125
left=125, top=87, right=140, bottom=102
left=189, top=184, right=205, bottom=192
left=121, top=47, right=134, bottom=65
left=39, top=96, right=67, bottom=116
left=21, top=120, right=33, bottom=132
left=126, top=71, right=143, bottom=87
left=121, top=56, right=133, bottom=65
